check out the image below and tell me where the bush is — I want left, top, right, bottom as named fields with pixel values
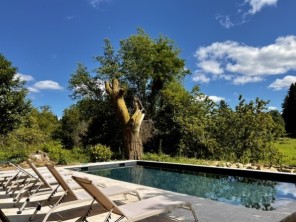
left=0, top=151, right=27, bottom=164
left=41, top=142, right=90, bottom=165
left=89, top=144, right=112, bottom=162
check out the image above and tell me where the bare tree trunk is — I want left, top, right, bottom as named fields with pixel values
left=105, top=78, right=145, bottom=160
left=124, top=125, right=142, bottom=159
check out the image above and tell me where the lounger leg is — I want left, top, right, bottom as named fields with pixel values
left=114, top=216, right=125, bottom=222
left=104, top=209, right=113, bottom=222
left=7, top=177, right=28, bottom=195
left=17, top=184, right=43, bottom=213
left=4, top=172, right=24, bottom=192
left=183, top=203, right=198, bottom=222
left=29, top=186, right=62, bottom=221
left=3, top=171, right=22, bottom=190
left=75, top=199, right=95, bottom=222
left=14, top=180, right=39, bottom=202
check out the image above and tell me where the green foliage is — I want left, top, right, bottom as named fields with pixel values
left=0, top=54, right=31, bottom=135
left=282, top=82, right=296, bottom=136
left=0, top=106, right=60, bottom=153
left=160, top=81, right=216, bottom=158
left=62, top=30, right=282, bottom=165
left=42, top=142, right=90, bottom=165
left=69, top=64, right=104, bottom=100
left=89, top=144, right=113, bottom=162
left=57, top=105, right=87, bottom=149
left=159, top=87, right=281, bottom=164
left=269, top=110, right=285, bottom=138
left=67, top=29, right=188, bottom=154
left=211, top=96, right=281, bottom=164
left=117, top=29, right=188, bottom=115
left=0, top=148, right=28, bottom=164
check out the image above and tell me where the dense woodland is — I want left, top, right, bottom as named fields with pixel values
left=1, top=30, right=296, bottom=165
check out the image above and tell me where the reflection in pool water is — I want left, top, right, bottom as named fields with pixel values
left=88, top=166, right=296, bottom=211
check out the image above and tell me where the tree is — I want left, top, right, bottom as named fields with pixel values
left=69, top=29, right=188, bottom=159
left=0, top=106, right=60, bottom=160
left=212, top=96, right=281, bottom=163
left=58, top=105, right=87, bottom=149
left=161, top=82, right=215, bottom=157
left=269, top=110, right=285, bottom=138
left=0, top=54, right=31, bottom=136
left=105, top=78, right=145, bottom=159
left=282, top=83, right=296, bottom=136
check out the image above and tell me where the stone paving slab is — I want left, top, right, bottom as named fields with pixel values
left=1, top=164, right=296, bottom=222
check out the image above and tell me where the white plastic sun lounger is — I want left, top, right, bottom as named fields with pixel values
left=72, top=176, right=198, bottom=222
left=31, top=164, right=141, bottom=221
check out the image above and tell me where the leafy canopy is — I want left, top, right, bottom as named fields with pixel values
left=0, top=54, right=31, bottom=135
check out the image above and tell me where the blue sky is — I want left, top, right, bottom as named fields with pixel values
left=1, top=0, right=296, bottom=117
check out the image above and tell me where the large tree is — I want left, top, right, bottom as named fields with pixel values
left=282, top=82, right=296, bottom=136
left=69, top=29, right=187, bottom=159
left=0, top=54, right=31, bottom=136
left=105, top=78, right=145, bottom=159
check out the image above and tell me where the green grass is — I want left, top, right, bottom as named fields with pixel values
left=143, top=152, right=216, bottom=166
left=274, top=137, right=296, bottom=166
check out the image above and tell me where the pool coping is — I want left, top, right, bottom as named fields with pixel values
left=67, top=160, right=296, bottom=183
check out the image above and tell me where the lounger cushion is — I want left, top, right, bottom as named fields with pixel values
left=118, top=195, right=185, bottom=219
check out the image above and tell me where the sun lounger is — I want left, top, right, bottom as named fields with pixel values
left=4, top=163, right=38, bottom=195
left=72, top=176, right=198, bottom=222
left=30, top=164, right=141, bottom=221
left=14, top=160, right=73, bottom=214
left=1, top=162, right=57, bottom=193
left=0, top=169, right=26, bottom=189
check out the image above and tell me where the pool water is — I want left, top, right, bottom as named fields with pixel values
left=87, top=165, right=296, bottom=211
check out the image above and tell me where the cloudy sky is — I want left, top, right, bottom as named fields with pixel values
left=1, top=0, right=296, bottom=116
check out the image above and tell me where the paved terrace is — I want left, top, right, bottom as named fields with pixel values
left=1, top=162, right=296, bottom=222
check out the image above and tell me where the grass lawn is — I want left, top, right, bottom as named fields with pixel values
left=274, top=137, right=296, bottom=166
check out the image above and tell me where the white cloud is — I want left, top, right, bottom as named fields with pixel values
left=216, top=0, right=279, bottom=28
left=194, top=36, right=296, bottom=85
left=199, top=60, right=223, bottom=75
left=268, top=75, right=296, bottom=90
left=268, top=106, right=277, bottom=110
left=246, top=0, right=278, bottom=14
left=196, top=94, right=225, bottom=103
left=15, top=73, right=34, bottom=82
left=216, top=15, right=235, bottom=29
left=87, top=0, right=110, bottom=8
left=233, top=76, right=264, bottom=85
left=192, top=73, right=210, bottom=83
left=32, top=80, right=63, bottom=90
left=27, top=87, right=39, bottom=93
left=208, top=95, right=225, bottom=103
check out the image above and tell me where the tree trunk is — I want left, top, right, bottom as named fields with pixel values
left=105, top=78, right=145, bottom=160
left=124, top=125, right=142, bottom=159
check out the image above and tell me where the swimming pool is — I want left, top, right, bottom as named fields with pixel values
left=83, top=164, right=296, bottom=211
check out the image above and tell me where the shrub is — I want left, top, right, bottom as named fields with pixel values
left=89, top=144, right=112, bottom=162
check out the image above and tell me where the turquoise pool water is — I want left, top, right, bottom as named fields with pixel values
left=87, top=165, right=296, bottom=211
